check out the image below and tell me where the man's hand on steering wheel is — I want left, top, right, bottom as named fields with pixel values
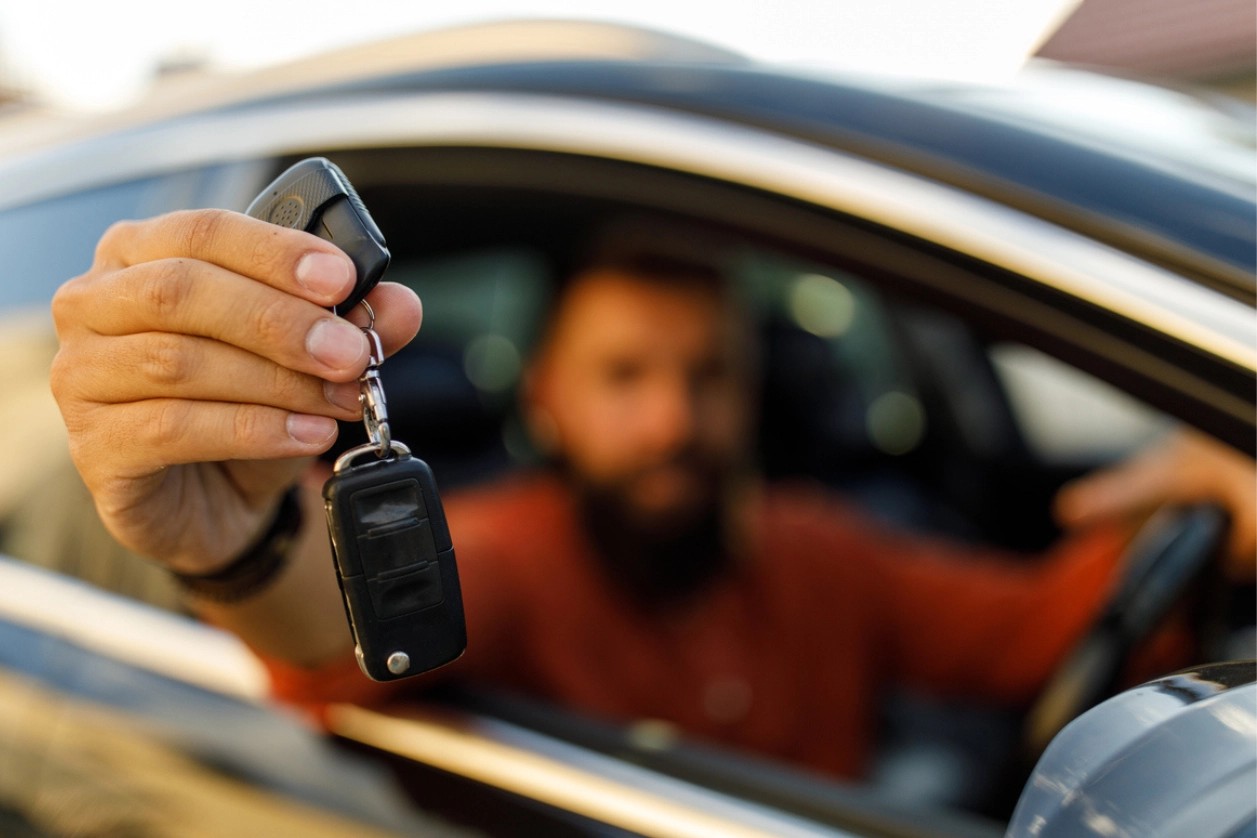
left=1054, top=428, right=1255, bottom=581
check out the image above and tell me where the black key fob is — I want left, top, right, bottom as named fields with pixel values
left=245, top=157, right=389, bottom=313
left=324, top=443, right=467, bottom=681
left=247, top=161, right=460, bottom=681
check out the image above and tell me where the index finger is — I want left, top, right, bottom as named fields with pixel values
left=97, top=209, right=356, bottom=308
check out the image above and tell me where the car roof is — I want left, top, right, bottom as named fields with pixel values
left=4, top=20, right=1252, bottom=298
left=0, top=18, right=747, bottom=157
left=278, top=59, right=1252, bottom=291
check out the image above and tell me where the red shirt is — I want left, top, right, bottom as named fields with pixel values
left=267, top=472, right=1125, bottom=779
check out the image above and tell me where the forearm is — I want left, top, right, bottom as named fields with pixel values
left=188, top=481, right=351, bottom=667
left=884, top=523, right=1129, bottom=703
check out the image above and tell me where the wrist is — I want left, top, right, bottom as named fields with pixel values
left=173, top=486, right=305, bottom=603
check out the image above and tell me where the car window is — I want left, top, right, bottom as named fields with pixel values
left=0, top=162, right=266, bottom=314
left=324, top=203, right=1205, bottom=830
left=0, top=176, right=185, bottom=312
left=989, top=342, right=1171, bottom=464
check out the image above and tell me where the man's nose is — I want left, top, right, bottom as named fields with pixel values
left=640, top=376, right=698, bottom=454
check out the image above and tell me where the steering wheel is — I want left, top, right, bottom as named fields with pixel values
left=1021, top=503, right=1230, bottom=758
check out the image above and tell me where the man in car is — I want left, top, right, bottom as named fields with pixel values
left=49, top=209, right=1255, bottom=780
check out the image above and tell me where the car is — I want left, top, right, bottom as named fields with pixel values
left=0, top=18, right=1253, bottom=837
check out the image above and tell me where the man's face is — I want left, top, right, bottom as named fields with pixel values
left=527, top=267, right=754, bottom=535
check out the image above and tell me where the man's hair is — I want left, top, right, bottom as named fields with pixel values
left=541, top=214, right=738, bottom=339
left=570, top=250, right=727, bottom=292
left=572, top=213, right=734, bottom=284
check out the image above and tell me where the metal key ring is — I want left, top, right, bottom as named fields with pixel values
left=354, top=298, right=392, bottom=456
left=334, top=440, right=412, bottom=474
left=361, top=373, right=391, bottom=455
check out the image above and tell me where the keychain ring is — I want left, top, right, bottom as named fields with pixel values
left=361, top=374, right=392, bottom=455
left=354, top=298, right=392, bottom=457
left=334, top=441, right=412, bottom=474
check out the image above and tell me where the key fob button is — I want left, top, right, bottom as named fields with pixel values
left=360, top=516, right=437, bottom=574
left=367, top=563, right=444, bottom=618
left=354, top=479, right=427, bottom=525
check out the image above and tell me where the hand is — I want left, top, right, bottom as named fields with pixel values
left=1055, top=429, right=1256, bottom=580
left=51, top=209, right=422, bottom=574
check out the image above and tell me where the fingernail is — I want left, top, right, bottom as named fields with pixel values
left=295, top=252, right=353, bottom=300
left=287, top=414, right=337, bottom=445
left=324, top=380, right=361, bottom=412
left=306, top=318, right=366, bottom=369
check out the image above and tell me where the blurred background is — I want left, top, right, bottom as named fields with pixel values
left=0, top=0, right=1252, bottom=120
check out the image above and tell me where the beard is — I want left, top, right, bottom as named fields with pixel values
left=558, top=451, right=737, bottom=611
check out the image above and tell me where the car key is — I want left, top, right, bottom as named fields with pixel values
left=246, top=161, right=466, bottom=680
left=245, top=156, right=390, bottom=314
left=326, top=439, right=468, bottom=681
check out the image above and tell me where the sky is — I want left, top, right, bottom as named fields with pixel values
left=0, top=0, right=1079, bottom=112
